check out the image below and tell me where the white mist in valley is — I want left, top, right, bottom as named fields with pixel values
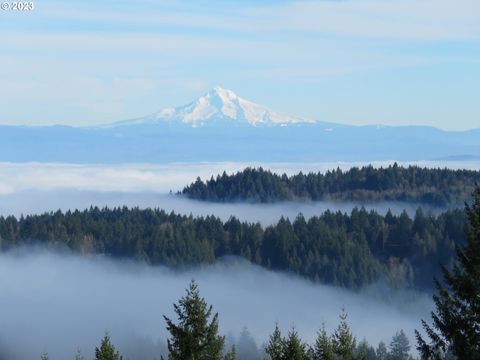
left=0, top=161, right=478, bottom=196
left=0, top=161, right=458, bottom=358
left=0, top=249, right=432, bottom=360
left=0, top=161, right=467, bottom=223
left=0, top=190, right=446, bottom=226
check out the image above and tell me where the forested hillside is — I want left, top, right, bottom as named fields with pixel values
left=182, top=164, right=480, bottom=206
left=0, top=206, right=465, bottom=290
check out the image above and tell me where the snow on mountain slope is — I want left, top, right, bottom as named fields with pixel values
left=115, top=86, right=313, bottom=127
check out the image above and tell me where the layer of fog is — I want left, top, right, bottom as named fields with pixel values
left=0, top=249, right=432, bottom=360
left=0, top=160, right=466, bottom=222
left=0, top=190, right=446, bottom=225
left=0, top=160, right=477, bottom=195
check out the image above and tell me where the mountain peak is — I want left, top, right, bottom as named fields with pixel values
left=211, top=85, right=234, bottom=96
left=116, top=86, right=313, bottom=127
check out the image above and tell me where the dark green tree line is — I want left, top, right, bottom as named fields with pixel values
left=0, top=206, right=466, bottom=290
left=182, top=165, right=480, bottom=206
left=264, top=310, right=414, bottom=360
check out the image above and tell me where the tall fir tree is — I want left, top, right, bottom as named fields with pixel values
left=389, top=330, right=411, bottom=360
left=332, top=309, right=356, bottom=360
left=416, top=187, right=480, bottom=359
left=356, top=340, right=375, bottom=360
left=375, top=341, right=388, bottom=360
left=265, top=323, right=286, bottom=360
left=163, top=280, right=235, bottom=360
left=283, top=329, right=308, bottom=360
left=94, top=334, right=123, bottom=360
left=236, top=327, right=261, bottom=360
left=312, top=324, right=335, bottom=360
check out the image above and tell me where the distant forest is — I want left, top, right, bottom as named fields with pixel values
left=181, top=164, right=480, bottom=206
left=0, top=206, right=466, bottom=290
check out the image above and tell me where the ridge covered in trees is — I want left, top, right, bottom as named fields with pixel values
left=181, top=165, right=480, bottom=206
left=22, top=187, right=480, bottom=360
left=0, top=206, right=466, bottom=290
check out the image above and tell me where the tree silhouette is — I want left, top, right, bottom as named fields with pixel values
left=94, top=334, right=123, bottom=360
left=163, top=280, right=235, bottom=360
left=389, top=330, right=411, bottom=360
left=333, top=309, right=356, bottom=359
left=416, top=187, right=480, bottom=359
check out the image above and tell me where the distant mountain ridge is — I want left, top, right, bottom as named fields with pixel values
left=0, top=87, right=478, bottom=163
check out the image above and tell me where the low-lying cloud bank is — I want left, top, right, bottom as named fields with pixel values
left=0, top=160, right=478, bottom=195
left=0, top=190, right=445, bottom=225
left=0, top=161, right=469, bottom=222
left=0, top=248, right=432, bottom=359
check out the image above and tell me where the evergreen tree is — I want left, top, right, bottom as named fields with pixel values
left=312, top=324, right=335, bottom=360
left=416, top=187, right=480, bottom=359
left=354, top=342, right=367, bottom=360
left=357, top=340, right=376, bottom=360
left=332, top=309, right=356, bottom=360
left=283, top=329, right=308, bottom=360
left=265, top=323, right=285, bottom=360
left=163, top=280, right=234, bottom=360
left=389, top=330, right=411, bottom=360
left=224, top=346, right=236, bottom=360
left=375, top=341, right=388, bottom=360
left=236, top=327, right=261, bottom=360
left=94, top=334, right=123, bottom=360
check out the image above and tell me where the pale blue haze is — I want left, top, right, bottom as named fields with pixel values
left=0, top=0, right=479, bottom=130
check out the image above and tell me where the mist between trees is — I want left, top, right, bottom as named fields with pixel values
left=37, top=280, right=418, bottom=360
left=0, top=250, right=429, bottom=360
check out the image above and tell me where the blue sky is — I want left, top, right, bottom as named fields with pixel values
left=0, top=0, right=479, bottom=130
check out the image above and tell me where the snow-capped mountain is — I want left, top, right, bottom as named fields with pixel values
left=0, top=86, right=478, bottom=163
left=115, top=86, right=313, bottom=127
